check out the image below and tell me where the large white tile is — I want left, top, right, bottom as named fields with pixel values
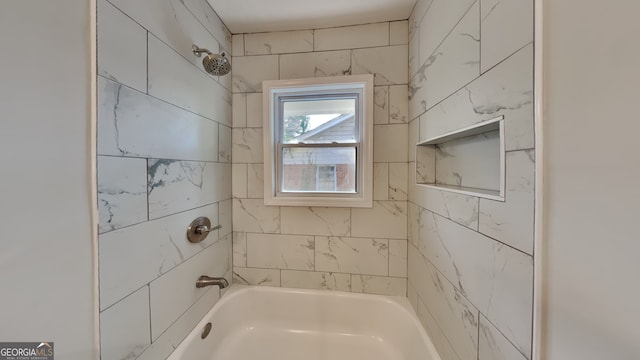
left=219, top=125, right=231, bottom=163
left=479, top=150, right=535, bottom=254
left=281, top=207, right=350, bottom=236
left=351, top=275, right=407, bottom=296
left=421, top=187, right=479, bottom=230
left=232, top=164, right=247, bottom=198
left=389, top=163, right=408, bottom=201
left=390, top=21, right=409, bottom=46
left=389, top=85, right=409, bottom=124
left=416, top=145, right=436, bottom=184
left=408, top=27, right=420, bottom=81
left=423, top=43, right=534, bottom=151
left=422, top=2, right=480, bottom=109
left=247, top=163, right=264, bottom=198
left=417, top=210, right=533, bottom=357
left=232, top=232, right=247, bottom=267
left=373, top=163, right=389, bottom=200
left=233, top=267, right=281, bottom=286
left=100, top=286, right=150, bottom=360
left=374, top=86, right=389, bottom=125
left=481, top=0, right=533, bottom=73
left=408, top=72, right=428, bottom=120
left=279, top=50, right=351, bottom=80
left=315, top=237, right=388, bottom=276
left=245, top=30, right=313, bottom=55
left=181, top=0, right=232, bottom=51
left=108, top=0, right=224, bottom=70
left=408, top=246, right=478, bottom=360
left=374, top=124, right=408, bottom=163
left=232, top=199, right=280, bottom=233
left=147, top=160, right=230, bottom=219
left=232, top=128, right=263, bottom=163
left=149, top=239, right=230, bottom=340
left=97, top=77, right=220, bottom=161
left=409, top=119, right=420, bottom=162
left=479, top=315, right=529, bottom=360
left=389, top=239, right=408, bottom=277
left=407, top=203, right=421, bottom=248
left=232, top=34, right=244, bottom=56
left=409, top=247, right=478, bottom=359
left=219, top=199, right=232, bottom=238
left=352, top=201, right=407, bottom=239
left=136, top=287, right=220, bottom=360
left=416, top=296, right=463, bottom=360
left=352, top=45, right=409, bottom=85
left=246, top=93, right=263, bottom=128
left=407, top=281, right=419, bottom=312
left=97, top=156, right=147, bottom=233
left=97, top=0, right=147, bottom=93
left=232, top=55, right=279, bottom=92
left=281, top=270, right=351, bottom=292
left=246, top=233, right=315, bottom=270
left=232, top=93, right=247, bottom=128
left=314, top=23, right=389, bottom=51
left=410, top=0, right=435, bottom=31
left=418, top=0, right=477, bottom=64
left=99, top=204, right=219, bottom=309
left=147, top=35, right=231, bottom=124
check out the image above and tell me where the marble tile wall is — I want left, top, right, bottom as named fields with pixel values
left=96, top=0, right=232, bottom=359
left=232, top=21, right=410, bottom=297
left=408, top=1, right=535, bottom=360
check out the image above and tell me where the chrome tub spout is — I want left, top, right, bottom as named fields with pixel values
left=196, top=275, right=229, bottom=289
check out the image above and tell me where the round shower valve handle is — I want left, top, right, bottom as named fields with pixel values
left=195, top=224, right=221, bottom=234
left=187, top=217, right=221, bottom=243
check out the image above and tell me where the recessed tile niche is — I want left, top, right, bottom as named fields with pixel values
left=416, top=116, right=505, bottom=201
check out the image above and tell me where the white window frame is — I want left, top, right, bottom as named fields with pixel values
left=263, top=75, right=373, bottom=208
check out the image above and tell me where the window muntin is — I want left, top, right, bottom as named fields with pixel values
left=263, top=75, right=373, bottom=208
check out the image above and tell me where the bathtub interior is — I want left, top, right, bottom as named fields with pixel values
left=169, top=285, right=441, bottom=360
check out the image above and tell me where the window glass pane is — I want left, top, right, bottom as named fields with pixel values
left=282, top=98, right=356, bottom=144
left=281, top=147, right=356, bottom=193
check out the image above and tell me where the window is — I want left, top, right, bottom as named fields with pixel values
left=263, top=75, right=373, bottom=207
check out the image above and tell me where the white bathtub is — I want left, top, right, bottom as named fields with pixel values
left=168, top=285, right=441, bottom=360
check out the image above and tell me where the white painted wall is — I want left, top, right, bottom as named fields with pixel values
left=543, top=0, right=640, bottom=358
left=0, top=1, right=97, bottom=358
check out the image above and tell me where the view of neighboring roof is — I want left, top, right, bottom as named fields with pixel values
left=293, top=114, right=355, bottom=142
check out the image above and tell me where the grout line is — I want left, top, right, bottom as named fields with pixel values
left=477, top=309, right=481, bottom=360
left=146, top=31, right=149, bottom=95
left=480, top=311, right=531, bottom=360
left=428, top=208, right=533, bottom=257
left=147, top=285, right=152, bottom=344
left=96, top=153, right=223, bottom=166
left=479, top=0, right=482, bottom=76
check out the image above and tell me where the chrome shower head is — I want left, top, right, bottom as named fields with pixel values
left=192, top=45, right=231, bottom=76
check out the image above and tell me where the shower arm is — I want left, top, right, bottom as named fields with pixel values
left=192, top=45, right=212, bottom=57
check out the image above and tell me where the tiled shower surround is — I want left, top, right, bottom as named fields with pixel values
left=231, top=22, right=411, bottom=295
left=96, top=0, right=232, bottom=359
left=407, top=0, right=535, bottom=360
left=95, top=0, right=534, bottom=358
